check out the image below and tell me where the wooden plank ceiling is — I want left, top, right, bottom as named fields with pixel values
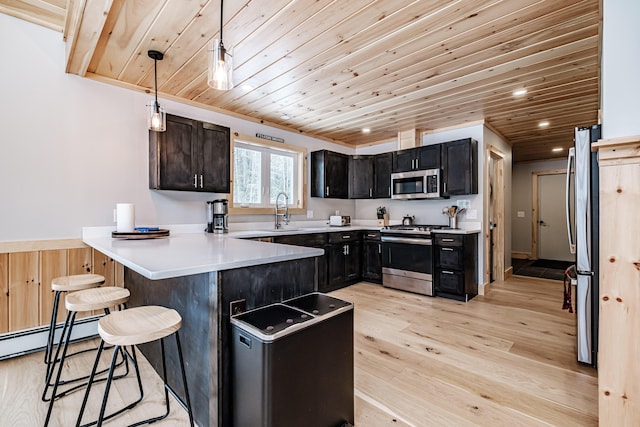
left=1, top=0, right=600, bottom=162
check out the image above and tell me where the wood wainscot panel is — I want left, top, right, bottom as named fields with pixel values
left=39, top=250, right=68, bottom=325
left=8, top=252, right=40, bottom=331
left=68, top=247, right=92, bottom=319
left=0, top=253, right=8, bottom=333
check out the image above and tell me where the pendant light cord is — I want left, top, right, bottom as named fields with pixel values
left=154, top=57, right=159, bottom=112
left=219, top=0, right=224, bottom=42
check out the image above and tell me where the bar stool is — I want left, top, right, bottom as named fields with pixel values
left=45, top=274, right=106, bottom=378
left=44, top=286, right=130, bottom=427
left=76, top=305, right=194, bottom=427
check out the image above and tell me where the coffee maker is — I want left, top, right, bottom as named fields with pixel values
left=207, top=199, right=228, bottom=233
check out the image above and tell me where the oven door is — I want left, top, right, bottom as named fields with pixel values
left=381, top=236, right=433, bottom=295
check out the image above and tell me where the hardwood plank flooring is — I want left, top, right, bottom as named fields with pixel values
left=331, top=276, right=597, bottom=426
left=0, top=275, right=597, bottom=426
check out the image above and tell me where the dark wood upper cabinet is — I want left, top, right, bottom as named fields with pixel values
left=392, top=145, right=440, bottom=172
left=373, top=152, right=392, bottom=199
left=348, top=155, right=375, bottom=199
left=441, top=138, right=477, bottom=196
left=311, top=150, right=349, bottom=198
left=149, top=114, right=230, bottom=193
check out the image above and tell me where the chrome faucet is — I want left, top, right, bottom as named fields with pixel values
left=274, top=192, right=290, bottom=229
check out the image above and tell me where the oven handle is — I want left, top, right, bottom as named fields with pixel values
left=381, top=236, right=432, bottom=246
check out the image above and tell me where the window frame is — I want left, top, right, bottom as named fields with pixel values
left=230, top=133, right=307, bottom=215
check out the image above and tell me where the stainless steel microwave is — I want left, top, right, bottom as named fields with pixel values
left=391, top=169, right=441, bottom=199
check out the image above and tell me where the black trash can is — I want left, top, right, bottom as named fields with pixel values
left=231, top=293, right=354, bottom=427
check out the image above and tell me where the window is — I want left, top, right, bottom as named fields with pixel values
left=231, top=135, right=306, bottom=213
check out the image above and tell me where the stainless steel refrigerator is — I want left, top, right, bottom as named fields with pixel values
left=566, top=124, right=600, bottom=367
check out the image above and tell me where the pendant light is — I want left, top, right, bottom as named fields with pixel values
left=147, top=50, right=166, bottom=132
left=207, top=0, right=233, bottom=90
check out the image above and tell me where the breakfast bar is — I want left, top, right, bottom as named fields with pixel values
left=83, top=230, right=323, bottom=427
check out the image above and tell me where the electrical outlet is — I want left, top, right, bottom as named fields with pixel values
left=456, top=199, right=470, bottom=209
left=307, top=210, right=313, bottom=219
left=230, top=299, right=246, bottom=315
left=466, top=209, right=477, bottom=219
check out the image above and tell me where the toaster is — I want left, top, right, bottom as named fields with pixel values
left=329, top=215, right=351, bottom=226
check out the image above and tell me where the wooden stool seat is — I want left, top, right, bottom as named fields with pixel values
left=51, top=274, right=105, bottom=292
left=98, top=306, right=182, bottom=347
left=65, top=287, right=130, bottom=312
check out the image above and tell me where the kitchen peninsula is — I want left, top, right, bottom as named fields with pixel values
left=83, top=228, right=323, bottom=427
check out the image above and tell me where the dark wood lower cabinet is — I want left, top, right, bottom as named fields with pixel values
left=326, top=232, right=362, bottom=291
left=362, top=231, right=382, bottom=283
left=434, top=233, right=478, bottom=302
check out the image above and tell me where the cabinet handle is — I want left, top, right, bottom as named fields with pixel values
left=369, top=188, right=372, bottom=197
left=378, top=243, right=381, bottom=254
left=442, top=247, right=454, bottom=251
left=444, top=182, right=447, bottom=193
left=200, top=175, right=203, bottom=188
left=342, top=235, right=351, bottom=239
left=441, top=270, right=455, bottom=275
left=416, top=158, right=419, bottom=169
left=388, top=186, right=391, bottom=197
left=193, top=174, right=198, bottom=188
left=343, top=245, right=348, bottom=255
left=442, top=238, right=454, bottom=242
left=326, top=186, right=330, bottom=197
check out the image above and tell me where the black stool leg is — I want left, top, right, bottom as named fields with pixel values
left=43, top=310, right=77, bottom=426
left=175, top=331, right=195, bottom=426
left=44, top=291, right=62, bottom=370
left=75, top=339, right=105, bottom=427
left=95, top=344, right=121, bottom=427
left=42, top=309, right=74, bottom=402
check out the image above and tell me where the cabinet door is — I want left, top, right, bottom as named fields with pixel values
left=416, top=144, right=441, bottom=170
left=363, top=240, right=382, bottom=281
left=327, top=244, right=346, bottom=288
left=326, top=151, right=349, bottom=198
left=374, top=153, right=392, bottom=198
left=345, top=241, right=362, bottom=281
left=151, top=114, right=198, bottom=191
left=8, top=251, right=39, bottom=331
left=442, top=138, right=477, bottom=196
left=349, top=155, right=374, bottom=199
left=40, top=249, right=67, bottom=325
left=199, top=121, right=230, bottom=193
left=392, top=148, right=417, bottom=172
left=0, top=253, right=8, bottom=333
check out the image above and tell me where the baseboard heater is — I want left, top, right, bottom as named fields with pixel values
left=0, top=317, right=99, bottom=360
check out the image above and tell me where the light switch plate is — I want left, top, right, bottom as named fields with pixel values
left=456, top=199, right=470, bottom=209
left=307, top=210, right=313, bottom=219
left=517, top=211, right=525, bottom=218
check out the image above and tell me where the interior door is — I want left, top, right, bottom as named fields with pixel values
left=538, top=174, right=574, bottom=261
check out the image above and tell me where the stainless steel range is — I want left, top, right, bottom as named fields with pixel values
left=380, top=224, right=446, bottom=296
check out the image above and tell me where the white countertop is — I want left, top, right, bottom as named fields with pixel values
left=82, top=222, right=480, bottom=281
left=83, top=231, right=324, bottom=280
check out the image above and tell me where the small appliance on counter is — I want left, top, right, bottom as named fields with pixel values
left=376, top=206, right=389, bottom=227
left=207, top=199, right=228, bottom=233
left=329, top=215, right=351, bottom=227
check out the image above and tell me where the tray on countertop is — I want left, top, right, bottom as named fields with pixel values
left=112, top=228, right=170, bottom=239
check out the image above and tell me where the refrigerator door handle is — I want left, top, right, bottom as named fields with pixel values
left=566, top=147, right=576, bottom=254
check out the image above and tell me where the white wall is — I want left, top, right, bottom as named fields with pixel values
left=602, top=0, right=640, bottom=138
left=0, top=14, right=355, bottom=241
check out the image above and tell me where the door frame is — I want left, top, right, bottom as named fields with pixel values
left=483, top=145, right=505, bottom=291
left=531, top=169, right=566, bottom=260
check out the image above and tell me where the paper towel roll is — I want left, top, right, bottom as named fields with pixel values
left=115, top=203, right=135, bottom=232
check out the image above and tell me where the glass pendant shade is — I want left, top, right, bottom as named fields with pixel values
left=147, top=101, right=166, bottom=131
left=208, top=39, right=234, bottom=90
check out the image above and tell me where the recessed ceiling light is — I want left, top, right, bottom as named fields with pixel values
left=538, top=121, right=550, bottom=128
left=552, top=147, right=563, bottom=152
left=513, top=88, right=527, bottom=96
left=280, top=114, right=290, bottom=120
left=362, top=128, right=371, bottom=134
left=241, top=84, right=254, bottom=91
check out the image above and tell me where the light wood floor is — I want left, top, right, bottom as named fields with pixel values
left=0, top=275, right=597, bottom=426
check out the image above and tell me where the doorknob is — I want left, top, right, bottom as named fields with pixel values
left=539, top=220, right=547, bottom=226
